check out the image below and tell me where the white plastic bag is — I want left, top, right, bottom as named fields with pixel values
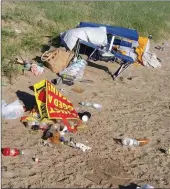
left=59, top=59, right=87, bottom=80
left=2, top=99, right=24, bottom=119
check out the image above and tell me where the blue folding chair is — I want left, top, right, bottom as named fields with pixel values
left=75, top=22, right=139, bottom=79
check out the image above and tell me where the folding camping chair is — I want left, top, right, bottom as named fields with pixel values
left=75, top=22, right=139, bottom=79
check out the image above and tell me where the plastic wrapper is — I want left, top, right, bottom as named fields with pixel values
left=59, top=59, right=87, bottom=80
left=2, top=100, right=24, bottom=119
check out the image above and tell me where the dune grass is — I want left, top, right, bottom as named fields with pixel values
left=2, top=1, right=170, bottom=82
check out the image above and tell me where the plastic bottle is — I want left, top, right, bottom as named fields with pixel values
left=59, top=59, right=87, bottom=80
left=51, top=77, right=74, bottom=86
left=2, top=148, right=24, bottom=157
left=92, top=103, right=102, bottom=109
left=62, top=79, right=74, bottom=86
left=61, top=74, right=76, bottom=80
left=79, top=102, right=102, bottom=109
left=137, top=184, right=154, bottom=189
left=122, top=138, right=149, bottom=147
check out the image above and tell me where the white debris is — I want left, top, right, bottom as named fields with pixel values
left=75, top=143, right=91, bottom=152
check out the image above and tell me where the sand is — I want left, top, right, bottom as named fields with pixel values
left=2, top=41, right=170, bottom=188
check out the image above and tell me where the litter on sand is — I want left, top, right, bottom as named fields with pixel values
left=2, top=100, right=24, bottom=120
left=2, top=20, right=166, bottom=188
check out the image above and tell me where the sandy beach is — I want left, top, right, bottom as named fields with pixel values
left=2, top=40, right=170, bottom=188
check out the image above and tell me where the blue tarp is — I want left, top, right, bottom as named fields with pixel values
left=78, top=22, right=139, bottom=41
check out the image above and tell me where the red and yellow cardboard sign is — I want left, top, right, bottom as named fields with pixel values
left=33, top=79, right=81, bottom=132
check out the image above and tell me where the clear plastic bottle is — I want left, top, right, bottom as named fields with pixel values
left=92, top=103, right=102, bottom=109
left=137, top=184, right=154, bottom=189
left=59, top=59, right=87, bottom=80
left=122, top=138, right=149, bottom=147
left=122, top=138, right=139, bottom=147
left=79, top=102, right=102, bottom=109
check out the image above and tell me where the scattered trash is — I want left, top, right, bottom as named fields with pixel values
left=122, top=138, right=149, bottom=147
left=159, top=148, right=170, bottom=155
left=40, top=140, right=53, bottom=147
left=3, top=23, right=167, bottom=180
left=148, top=35, right=152, bottom=39
left=59, top=59, right=87, bottom=80
left=63, top=79, right=74, bottom=86
left=15, top=57, right=32, bottom=65
left=16, top=58, right=45, bottom=75
left=51, top=77, right=74, bottom=86
left=61, top=74, right=76, bottom=80
left=155, top=45, right=165, bottom=51
left=49, top=132, right=61, bottom=144
left=21, top=108, right=42, bottom=127
left=32, top=155, right=40, bottom=163
left=75, top=142, right=91, bottom=152
left=142, top=52, right=161, bottom=68
left=33, top=79, right=81, bottom=132
left=59, top=126, right=68, bottom=136
left=41, top=48, right=74, bottom=73
left=42, top=129, right=53, bottom=140
left=79, top=102, right=102, bottom=109
left=137, top=184, right=154, bottom=189
left=79, top=112, right=91, bottom=122
left=2, top=147, right=24, bottom=157
left=82, top=115, right=90, bottom=122
left=51, top=77, right=63, bottom=85
left=2, top=100, right=24, bottom=120
left=61, top=137, right=91, bottom=152
left=30, top=123, right=47, bottom=131
left=31, top=63, right=44, bottom=76
left=59, top=88, right=66, bottom=92
left=24, top=63, right=32, bottom=71
left=37, top=62, right=44, bottom=67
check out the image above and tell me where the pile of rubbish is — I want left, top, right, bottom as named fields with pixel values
left=14, top=22, right=162, bottom=82
left=2, top=22, right=166, bottom=188
left=15, top=58, right=44, bottom=76
left=2, top=79, right=97, bottom=152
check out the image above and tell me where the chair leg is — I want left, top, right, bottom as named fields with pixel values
left=75, top=39, right=80, bottom=58
left=111, top=62, right=131, bottom=80
left=88, top=49, right=97, bottom=61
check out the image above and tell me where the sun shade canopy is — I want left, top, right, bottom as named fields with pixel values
left=78, top=22, right=139, bottom=42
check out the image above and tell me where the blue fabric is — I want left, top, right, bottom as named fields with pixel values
left=111, top=50, right=134, bottom=63
left=78, top=22, right=139, bottom=41
left=113, top=39, right=132, bottom=48
left=79, top=40, right=101, bottom=49
left=79, top=40, right=134, bottom=63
